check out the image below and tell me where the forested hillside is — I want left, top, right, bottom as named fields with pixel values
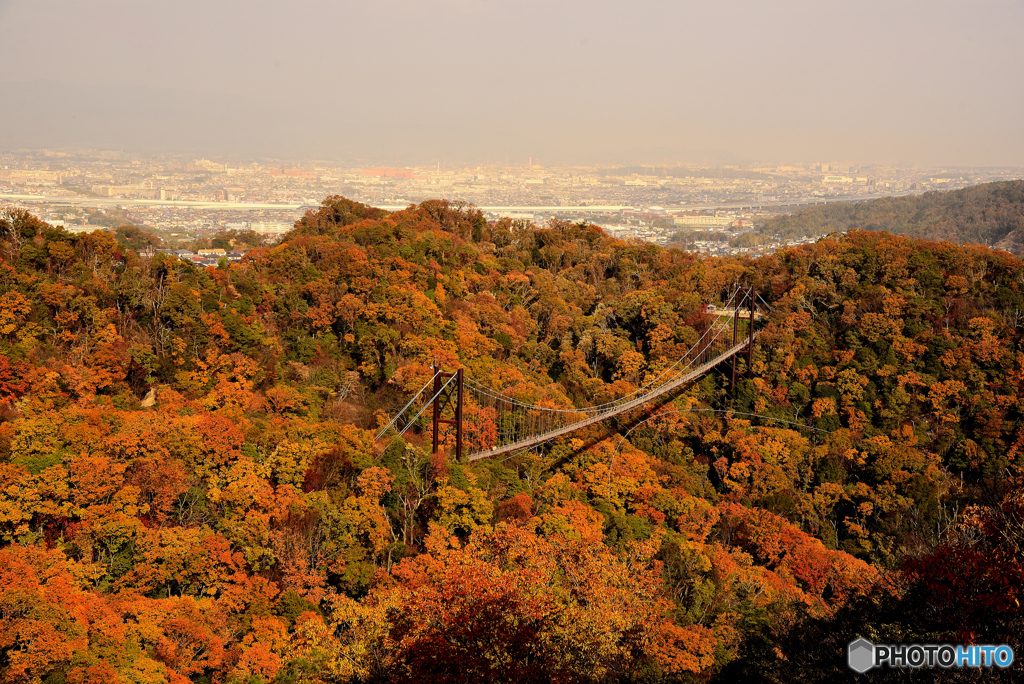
left=760, top=180, right=1024, bottom=251
left=1, top=197, right=1022, bottom=683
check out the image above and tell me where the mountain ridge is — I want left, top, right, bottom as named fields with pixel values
left=759, top=179, right=1024, bottom=251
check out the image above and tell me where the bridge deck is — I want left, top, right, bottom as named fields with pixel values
left=466, top=332, right=757, bottom=462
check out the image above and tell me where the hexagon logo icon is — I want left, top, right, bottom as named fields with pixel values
left=848, top=638, right=875, bottom=673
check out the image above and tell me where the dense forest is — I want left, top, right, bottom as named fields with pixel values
left=1, top=194, right=1022, bottom=683
left=760, top=180, right=1024, bottom=251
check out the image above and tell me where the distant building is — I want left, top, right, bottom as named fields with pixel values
left=91, top=184, right=158, bottom=199
left=250, top=221, right=292, bottom=235
left=673, top=215, right=733, bottom=227
left=0, top=169, right=62, bottom=185
left=194, top=159, right=226, bottom=172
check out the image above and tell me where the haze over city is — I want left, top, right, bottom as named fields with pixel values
left=2, top=0, right=1024, bottom=166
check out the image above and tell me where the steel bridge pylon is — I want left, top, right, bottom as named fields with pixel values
left=431, top=367, right=464, bottom=461
left=731, top=286, right=757, bottom=391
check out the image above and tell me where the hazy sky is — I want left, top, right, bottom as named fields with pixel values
left=2, top=0, right=1023, bottom=166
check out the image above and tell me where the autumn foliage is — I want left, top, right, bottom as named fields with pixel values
left=1, top=196, right=1023, bottom=682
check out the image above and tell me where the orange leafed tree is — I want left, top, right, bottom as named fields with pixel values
left=327, top=523, right=716, bottom=683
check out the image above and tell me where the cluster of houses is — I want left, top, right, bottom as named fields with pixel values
left=155, top=248, right=248, bottom=267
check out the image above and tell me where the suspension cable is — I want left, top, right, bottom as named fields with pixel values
left=374, top=371, right=441, bottom=441
left=464, top=323, right=740, bottom=415
left=462, top=288, right=747, bottom=414
left=377, top=285, right=764, bottom=458
left=395, top=372, right=460, bottom=438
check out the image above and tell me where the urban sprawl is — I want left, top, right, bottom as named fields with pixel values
left=2, top=149, right=1021, bottom=258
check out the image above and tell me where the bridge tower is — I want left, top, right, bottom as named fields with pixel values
left=747, top=287, right=756, bottom=377
left=431, top=366, right=464, bottom=461
left=732, top=287, right=756, bottom=391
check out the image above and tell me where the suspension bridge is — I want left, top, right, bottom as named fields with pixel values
left=375, top=286, right=764, bottom=462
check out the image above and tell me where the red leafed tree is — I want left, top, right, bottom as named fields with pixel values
left=0, top=354, right=27, bottom=406
left=334, top=524, right=716, bottom=683
left=903, top=477, right=1024, bottom=643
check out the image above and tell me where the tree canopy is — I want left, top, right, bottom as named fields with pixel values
left=0, top=193, right=1022, bottom=682
left=760, top=180, right=1024, bottom=251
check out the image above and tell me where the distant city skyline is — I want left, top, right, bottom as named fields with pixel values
left=2, top=0, right=1024, bottom=166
